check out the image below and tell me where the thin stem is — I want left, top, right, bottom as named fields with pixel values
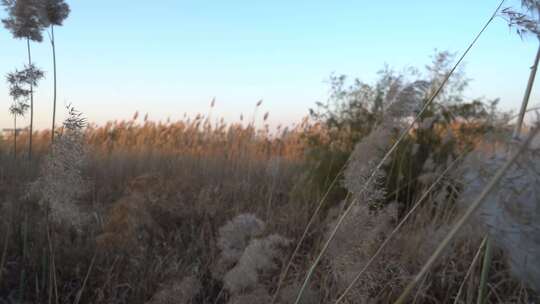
left=477, top=237, right=493, bottom=304
left=73, top=254, right=96, bottom=304
left=453, top=237, right=487, bottom=304
left=393, top=127, right=539, bottom=304
left=27, top=38, right=33, bottom=161
left=513, top=41, right=540, bottom=138
left=0, top=222, right=10, bottom=287
left=508, top=105, right=540, bottom=121
left=51, top=25, right=57, bottom=145
left=46, top=216, right=59, bottom=304
left=293, top=2, right=504, bottom=302
left=14, top=115, right=17, bottom=159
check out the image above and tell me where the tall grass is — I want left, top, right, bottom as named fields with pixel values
left=0, top=102, right=537, bottom=303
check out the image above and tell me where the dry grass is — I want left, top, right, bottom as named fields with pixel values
left=0, top=110, right=537, bottom=303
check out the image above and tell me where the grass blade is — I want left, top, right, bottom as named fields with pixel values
left=453, top=236, right=487, bottom=304
left=477, top=237, right=493, bottom=304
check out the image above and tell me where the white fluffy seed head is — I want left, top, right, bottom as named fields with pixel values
left=217, top=213, right=266, bottom=262
left=223, top=234, right=290, bottom=294
left=460, top=144, right=540, bottom=293
left=30, top=107, right=88, bottom=227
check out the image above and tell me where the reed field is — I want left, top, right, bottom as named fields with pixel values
left=0, top=99, right=538, bottom=303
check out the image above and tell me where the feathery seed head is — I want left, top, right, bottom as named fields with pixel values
left=147, top=276, right=201, bottom=304
left=460, top=139, right=540, bottom=292
left=213, top=214, right=266, bottom=280
left=223, top=234, right=290, bottom=294
left=2, top=0, right=45, bottom=41
left=9, top=100, right=29, bottom=116
left=31, top=104, right=89, bottom=227
left=39, top=0, right=69, bottom=26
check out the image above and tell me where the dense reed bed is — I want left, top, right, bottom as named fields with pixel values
left=0, top=103, right=537, bottom=303
left=1, top=1, right=539, bottom=302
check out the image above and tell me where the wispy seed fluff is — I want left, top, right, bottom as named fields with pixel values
left=223, top=234, right=290, bottom=294
left=344, top=80, right=429, bottom=202
left=325, top=202, right=400, bottom=302
left=215, top=213, right=291, bottom=299
left=214, top=213, right=266, bottom=280
left=31, top=106, right=88, bottom=226
left=146, top=276, right=201, bottom=304
left=217, top=214, right=265, bottom=261
left=338, top=80, right=428, bottom=301
left=460, top=139, right=540, bottom=293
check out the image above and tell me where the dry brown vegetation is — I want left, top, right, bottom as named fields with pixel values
left=0, top=105, right=538, bottom=303
left=0, top=112, right=323, bottom=303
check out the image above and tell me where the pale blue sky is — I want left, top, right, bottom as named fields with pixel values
left=1, top=0, right=539, bottom=129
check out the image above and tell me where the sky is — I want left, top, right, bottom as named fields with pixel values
left=1, top=0, right=539, bottom=130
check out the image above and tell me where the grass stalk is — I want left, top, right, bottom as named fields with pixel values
left=74, top=253, right=96, bottom=304
left=477, top=237, right=493, bottom=304
left=19, top=211, right=28, bottom=303
left=50, top=25, right=58, bottom=145
left=513, top=41, right=540, bottom=139
left=453, top=236, right=487, bottom=304
left=0, top=222, right=10, bottom=288
left=46, top=214, right=59, bottom=304
left=26, top=38, right=34, bottom=161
